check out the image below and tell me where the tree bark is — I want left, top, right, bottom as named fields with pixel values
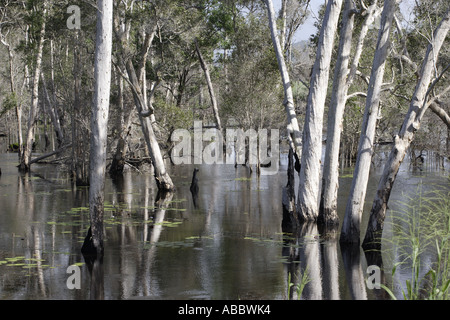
left=109, top=72, right=133, bottom=176
left=0, top=35, right=24, bottom=163
left=41, top=72, right=63, bottom=146
left=71, top=31, right=88, bottom=186
left=264, top=0, right=302, bottom=157
left=319, top=0, right=356, bottom=226
left=86, top=0, right=114, bottom=256
left=195, top=39, right=222, bottom=132
left=19, top=4, right=47, bottom=172
left=340, top=0, right=397, bottom=245
left=124, top=58, right=175, bottom=192
left=297, top=0, right=343, bottom=222
left=319, top=0, right=380, bottom=225
left=113, top=15, right=175, bottom=192
left=429, top=100, right=450, bottom=129
left=362, top=8, right=450, bottom=250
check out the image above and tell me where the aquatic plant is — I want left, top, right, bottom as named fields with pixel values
left=287, top=266, right=311, bottom=300
left=381, top=186, right=450, bottom=300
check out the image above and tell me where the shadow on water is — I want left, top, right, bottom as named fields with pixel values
left=0, top=147, right=448, bottom=299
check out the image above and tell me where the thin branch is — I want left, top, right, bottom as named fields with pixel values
left=428, top=100, right=450, bottom=129
left=346, top=91, right=367, bottom=99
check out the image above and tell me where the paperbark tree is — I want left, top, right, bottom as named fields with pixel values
left=19, top=3, right=47, bottom=172
left=362, top=8, right=450, bottom=250
left=84, top=0, right=114, bottom=256
left=297, top=0, right=343, bottom=222
left=318, top=0, right=356, bottom=226
left=113, top=15, right=175, bottom=192
left=41, top=73, right=63, bottom=146
left=264, top=0, right=302, bottom=158
left=195, top=38, right=222, bottom=133
left=109, top=71, right=132, bottom=177
left=319, top=0, right=380, bottom=225
left=340, top=0, right=397, bottom=245
left=0, top=26, right=27, bottom=164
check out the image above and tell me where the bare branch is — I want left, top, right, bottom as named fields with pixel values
left=428, top=100, right=450, bottom=129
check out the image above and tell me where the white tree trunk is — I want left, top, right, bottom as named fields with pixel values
left=362, top=8, right=450, bottom=250
left=195, top=39, right=222, bottom=132
left=88, top=0, right=114, bottom=255
left=124, top=59, right=175, bottom=192
left=20, top=4, right=47, bottom=172
left=340, top=0, right=397, bottom=244
left=319, top=0, right=356, bottom=226
left=41, top=73, right=64, bottom=145
left=297, top=0, right=343, bottom=222
left=265, top=0, right=302, bottom=158
left=114, top=14, right=175, bottom=192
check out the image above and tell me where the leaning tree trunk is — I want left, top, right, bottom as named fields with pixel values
left=19, top=5, right=46, bottom=172
left=113, top=16, right=175, bottom=192
left=318, top=0, right=356, bottom=226
left=85, top=0, right=114, bottom=256
left=124, top=58, right=175, bottom=192
left=362, top=8, right=450, bottom=250
left=340, top=0, right=397, bottom=245
left=265, top=0, right=302, bottom=158
left=41, top=73, right=63, bottom=146
left=195, top=39, right=222, bottom=133
left=297, top=0, right=343, bottom=222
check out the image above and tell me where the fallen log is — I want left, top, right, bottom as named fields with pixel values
left=29, top=144, right=72, bottom=165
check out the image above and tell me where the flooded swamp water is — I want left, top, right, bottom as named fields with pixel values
left=0, top=146, right=448, bottom=300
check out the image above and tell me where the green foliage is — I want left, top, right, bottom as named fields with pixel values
left=221, top=8, right=285, bottom=131
left=0, top=92, right=18, bottom=118
left=287, top=267, right=311, bottom=300
left=154, top=96, right=194, bottom=131
left=383, top=186, right=450, bottom=300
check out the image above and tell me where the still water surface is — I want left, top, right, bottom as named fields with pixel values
left=0, top=149, right=448, bottom=300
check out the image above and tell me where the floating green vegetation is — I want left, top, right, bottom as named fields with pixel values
left=144, top=240, right=195, bottom=249
left=0, top=256, right=48, bottom=269
left=165, top=207, right=187, bottom=212
left=154, top=220, right=183, bottom=228
left=54, top=189, right=73, bottom=193
left=72, top=262, right=85, bottom=267
left=235, top=177, right=252, bottom=181
left=143, top=234, right=213, bottom=249
left=167, top=198, right=187, bottom=204
left=243, top=235, right=284, bottom=246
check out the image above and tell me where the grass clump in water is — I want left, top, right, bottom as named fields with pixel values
left=382, top=187, right=450, bottom=300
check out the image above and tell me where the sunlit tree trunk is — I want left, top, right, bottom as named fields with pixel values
left=297, top=0, right=343, bottom=222
left=86, top=0, right=114, bottom=255
left=318, top=0, right=380, bottom=224
left=362, top=8, right=450, bottom=250
left=19, top=4, right=47, bottom=172
left=195, top=39, right=222, bottom=133
left=319, top=0, right=356, bottom=226
left=114, top=15, right=175, bottom=192
left=340, top=0, right=397, bottom=245
left=264, top=0, right=302, bottom=157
